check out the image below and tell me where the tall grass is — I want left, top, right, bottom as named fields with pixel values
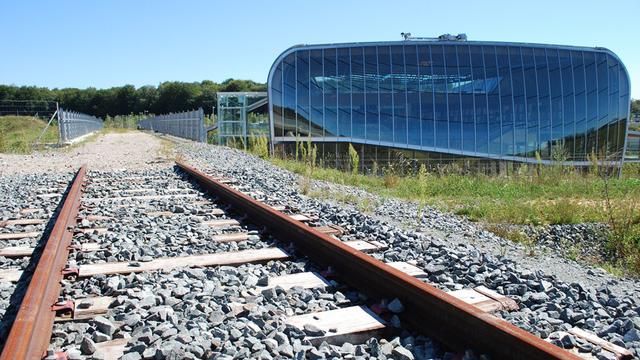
left=239, top=138, right=640, bottom=275
left=0, top=116, right=58, bottom=153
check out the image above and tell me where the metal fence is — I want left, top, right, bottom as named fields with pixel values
left=58, top=108, right=104, bottom=144
left=138, top=108, right=206, bottom=142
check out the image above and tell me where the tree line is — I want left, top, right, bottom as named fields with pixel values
left=0, top=79, right=266, bottom=118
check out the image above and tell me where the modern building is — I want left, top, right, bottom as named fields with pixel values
left=267, top=36, right=631, bottom=171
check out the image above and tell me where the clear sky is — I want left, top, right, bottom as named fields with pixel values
left=1, top=0, right=638, bottom=98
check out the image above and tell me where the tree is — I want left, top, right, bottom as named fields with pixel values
left=0, top=79, right=266, bottom=117
left=631, top=99, right=640, bottom=116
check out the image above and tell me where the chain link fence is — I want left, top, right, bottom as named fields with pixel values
left=138, top=108, right=205, bottom=142
left=58, top=108, right=104, bottom=144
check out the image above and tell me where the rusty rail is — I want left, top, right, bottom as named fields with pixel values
left=1, top=166, right=86, bottom=360
left=176, top=160, right=580, bottom=360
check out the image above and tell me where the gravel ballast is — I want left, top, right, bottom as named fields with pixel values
left=2, top=133, right=639, bottom=359
left=178, top=142, right=640, bottom=357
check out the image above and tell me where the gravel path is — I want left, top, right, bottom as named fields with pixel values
left=178, top=142, right=640, bottom=358
left=0, top=131, right=169, bottom=176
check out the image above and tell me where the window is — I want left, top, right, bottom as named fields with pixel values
left=510, top=47, right=527, bottom=155
left=419, top=45, right=435, bottom=148
left=351, top=47, right=366, bottom=140
left=283, top=53, right=297, bottom=137
left=296, top=51, right=310, bottom=137
left=337, top=47, right=351, bottom=137
left=571, top=51, right=586, bottom=158
left=523, top=47, right=539, bottom=155
left=271, top=63, right=284, bottom=137
left=405, top=45, right=421, bottom=146
left=309, top=50, right=324, bottom=136
left=392, top=46, right=407, bottom=145
left=323, top=49, right=337, bottom=136
left=364, top=46, right=379, bottom=141
left=559, top=50, right=574, bottom=152
left=471, top=45, right=488, bottom=154
left=378, top=46, right=393, bottom=143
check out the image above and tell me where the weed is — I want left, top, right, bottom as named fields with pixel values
left=348, top=143, right=359, bottom=175
left=249, top=135, right=269, bottom=159
left=383, top=165, right=399, bottom=188
left=298, top=175, right=311, bottom=195
left=485, top=224, right=536, bottom=256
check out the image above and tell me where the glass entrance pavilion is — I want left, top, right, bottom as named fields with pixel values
left=267, top=39, right=631, bottom=170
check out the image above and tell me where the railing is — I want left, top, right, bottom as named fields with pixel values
left=58, top=108, right=103, bottom=144
left=138, top=108, right=205, bottom=142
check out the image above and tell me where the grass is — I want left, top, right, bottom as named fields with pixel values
left=0, top=116, right=58, bottom=153
left=266, top=154, right=640, bottom=276
left=158, top=136, right=175, bottom=160
left=271, top=157, right=640, bottom=226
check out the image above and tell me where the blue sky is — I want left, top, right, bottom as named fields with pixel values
left=1, top=0, right=638, bottom=98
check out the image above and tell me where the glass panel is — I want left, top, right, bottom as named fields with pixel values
left=283, top=53, right=297, bottom=137
left=484, top=46, right=501, bottom=155
left=458, top=46, right=474, bottom=152
left=419, top=45, right=434, bottom=148
left=484, top=46, right=500, bottom=96
left=572, top=51, right=586, bottom=159
left=309, top=50, right=324, bottom=137
left=272, top=62, right=284, bottom=137
left=511, top=47, right=527, bottom=156
left=445, top=46, right=461, bottom=151
left=296, top=50, right=310, bottom=137
left=337, top=47, right=351, bottom=137
left=608, top=54, right=616, bottom=156
left=534, top=48, right=553, bottom=160
left=432, top=45, right=448, bottom=149
left=364, top=46, right=379, bottom=141
left=475, top=92, right=488, bottom=154
left=351, top=47, right=365, bottom=140
left=538, top=96, right=551, bottom=158
left=405, top=45, right=421, bottom=146
left=584, top=51, right=598, bottom=153
left=457, top=45, right=473, bottom=94
left=378, top=46, right=393, bottom=143
left=462, top=93, right=475, bottom=152
left=526, top=47, right=541, bottom=156
left=471, top=45, right=487, bottom=154
left=392, top=45, right=407, bottom=145
left=514, top=95, right=527, bottom=156
left=323, top=48, right=337, bottom=136
left=510, top=47, right=525, bottom=98
left=497, top=47, right=512, bottom=155
left=559, top=50, right=574, bottom=154
left=607, top=89, right=619, bottom=155
left=488, top=93, right=501, bottom=156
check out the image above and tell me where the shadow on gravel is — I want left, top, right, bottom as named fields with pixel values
left=0, top=182, right=72, bottom=353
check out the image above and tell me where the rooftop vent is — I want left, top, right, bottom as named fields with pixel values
left=401, top=32, right=468, bottom=42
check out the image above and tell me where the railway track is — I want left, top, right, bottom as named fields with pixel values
left=0, top=162, right=633, bottom=359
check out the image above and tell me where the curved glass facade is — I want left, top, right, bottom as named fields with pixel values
left=268, top=41, right=631, bottom=165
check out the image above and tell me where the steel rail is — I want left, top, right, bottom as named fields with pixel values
left=176, top=160, right=580, bottom=360
left=1, top=166, right=87, bottom=360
